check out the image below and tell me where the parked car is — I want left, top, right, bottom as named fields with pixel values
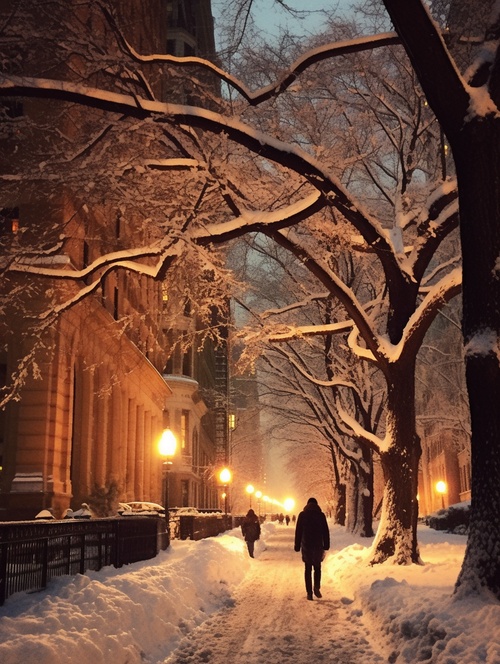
left=118, top=501, right=165, bottom=516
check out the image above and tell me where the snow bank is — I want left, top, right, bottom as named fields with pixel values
left=1, top=521, right=499, bottom=664
left=0, top=524, right=266, bottom=664
left=327, top=525, right=500, bottom=663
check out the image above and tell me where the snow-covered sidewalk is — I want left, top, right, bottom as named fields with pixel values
left=164, top=525, right=386, bottom=663
left=0, top=521, right=499, bottom=663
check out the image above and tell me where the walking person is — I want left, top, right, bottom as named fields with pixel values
left=241, top=508, right=261, bottom=558
left=294, top=497, right=330, bottom=600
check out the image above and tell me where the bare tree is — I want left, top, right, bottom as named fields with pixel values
left=231, top=234, right=382, bottom=537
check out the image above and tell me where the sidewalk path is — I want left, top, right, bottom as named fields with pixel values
left=163, top=526, right=386, bottom=664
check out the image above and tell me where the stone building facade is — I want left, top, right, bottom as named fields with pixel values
left=0, top=0, right=228, bottom=520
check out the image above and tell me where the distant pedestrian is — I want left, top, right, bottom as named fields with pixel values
left=241, top=508, right=261, bottom=558
left=292, top=514, right=296, bottom=524
left=278, top=513, right=284, bottom=525
left=285, top=514, right=290, bottom=526
left=294, top=497, right=330, bottom=600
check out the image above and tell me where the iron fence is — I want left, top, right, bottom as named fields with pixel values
left=0, top=517, right=162, bottom=606
left=0, top=513, right=237, bottom=606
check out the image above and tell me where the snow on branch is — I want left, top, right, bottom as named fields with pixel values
left=280, top=353, right=358, bottom=390
left=268, top=320, right=354, bottom=342
left=191, top=192, right=325, bottom=244
left=101, top=0, right=401, bottom=105
left=347, top=327, right=377, bottom=363
left=336, top=400, right=386, bottom=452
left=378, top=267, right=462, bottom=363
left=144, top=158, right=202, bottom=170
left=9, top=241, right=178, bottom=281
left=0, top=74, right=394, bottom=252
left=274, top=227, right=384, bottom=362
left=261, top=292, right=331, bottom=319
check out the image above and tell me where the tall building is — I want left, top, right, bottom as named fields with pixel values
left=0, top=0, right=228, bottom=520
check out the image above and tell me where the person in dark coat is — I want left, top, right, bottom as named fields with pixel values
left=294, top=497, right=330, bottom=600
left=241, top=508, right=261, bottom=558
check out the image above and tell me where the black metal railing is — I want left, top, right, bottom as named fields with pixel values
left=0, top=517, right=162, bottom=606
left=0, top=513, right=239, bottom=606
left=177, top=514, right=232, bottom=541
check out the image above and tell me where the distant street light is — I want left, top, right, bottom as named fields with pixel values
left=219, top=467, right=232, bottom=517
left=255, top=490, right=262, bottom=518
left=246, top=484, right=255, bottom=508
left=158, top=429, right=177, bottom=545
left=436, top=480, right=447, bottom=509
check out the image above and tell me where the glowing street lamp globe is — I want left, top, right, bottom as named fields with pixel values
left=157, top=428, right=177, bottom=545
left=219, top=468, right=232, bottom=517
left=158, top=428, right=177, bottom=458
left=436, top=480, right=447, bottom=495
left=220, top=468, right=232, bottom=485
left=435, top=480, right=447, bottom=509
left=246, top=484, right=255, bottom=508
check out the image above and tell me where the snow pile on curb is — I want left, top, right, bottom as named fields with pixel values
left=0, top=527, right=258, bottom=664
left=326, top=526, right=500, bottom=663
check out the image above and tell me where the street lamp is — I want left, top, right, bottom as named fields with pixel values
left=436, top=480, right=447, bottom=509
left=158, top=428, right=177, bottom=544
left=219, top=467, right=232, bottom=517
left=255, top=490, right=262, bottom=518
left=246, top=484, right=254, bottom=508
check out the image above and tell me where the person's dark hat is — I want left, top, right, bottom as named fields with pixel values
left=307, top=497, right=318, bottom=505
left=246, top=508, right=256, bottom=517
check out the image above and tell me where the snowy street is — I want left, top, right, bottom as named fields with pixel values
left=1, top=519, right=499, bottom=664
left=164, top=526, right=385, bottom=663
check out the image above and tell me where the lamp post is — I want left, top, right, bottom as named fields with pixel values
left=255, top=490, right=262, bottom=518
left=436, top=480, right=447, bottom=510
left=219, top=467, right=232, bottom=519
left=246, top=484, right=254, bottom=509
left=158, top=428, right=177, bottom=546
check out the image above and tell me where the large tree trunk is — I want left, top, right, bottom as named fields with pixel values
left=453, top=118, right=500, bottom=597
left=345, top=463, right=359, bottom=533
left=346, top=453, right=375, bottom=537
left=333, top=482, right=346, bottom=526
left=359, top=447, right=374, bottom=538
left=370, top=362, right=421, bottom=564
left=329, top=442, right=346, bottom=525
left=381, top=0, right=500, bottom=596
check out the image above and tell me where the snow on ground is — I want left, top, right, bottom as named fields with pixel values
left=0, top=520, right=498, bottom=664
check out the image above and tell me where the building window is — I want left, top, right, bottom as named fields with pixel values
left=0, top=208, right=19, bottom=235
left=460, top=460, right=471, bottom=494
left=181, top=479, right=189, bottom=507
left=1, top=98, right=23, bottom=119
left=181, top=410, right=189, bottom=451
left=113, top=287, right=119, bottom=320
left=192, top=429, right=199, bottom=468
left=182, top=347, right=192, bottom=377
